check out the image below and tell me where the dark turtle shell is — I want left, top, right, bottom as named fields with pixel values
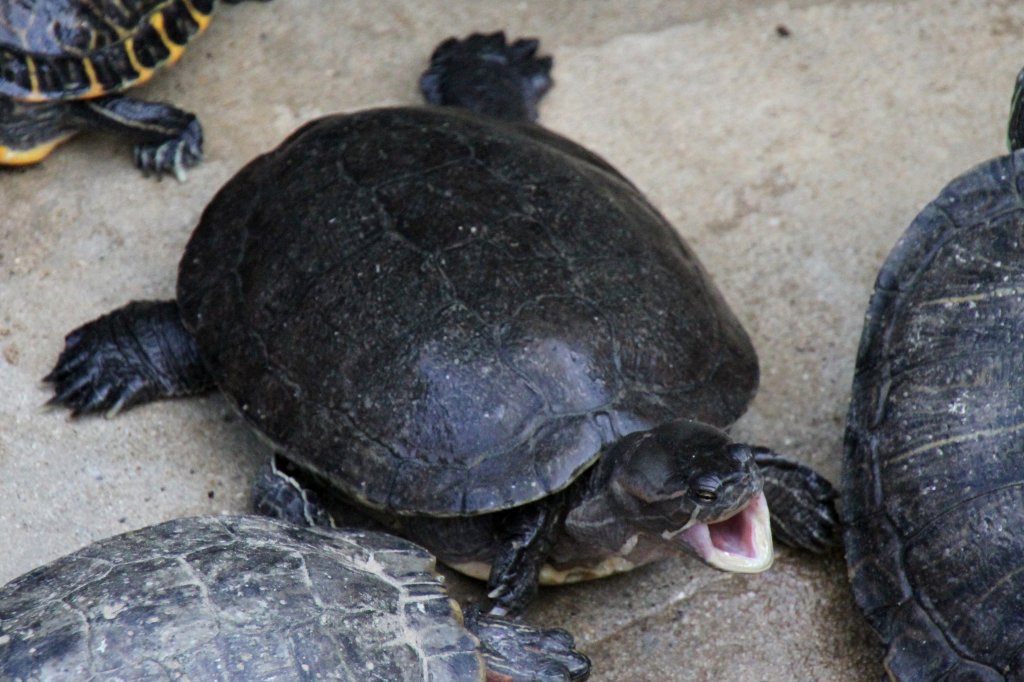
left=177, top=106, right=758, bottom=516
left=0, top=0, right=216, bottom=101
left=844, top=151, right=1024, bottom=679
left=0, top=516, right=484, bottom=681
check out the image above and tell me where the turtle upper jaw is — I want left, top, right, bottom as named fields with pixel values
left=670, top=491, right=774, bottom=573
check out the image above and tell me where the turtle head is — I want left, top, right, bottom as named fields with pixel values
left=606, top=420, right=773, bottom=573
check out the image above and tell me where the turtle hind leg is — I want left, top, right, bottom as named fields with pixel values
left=45, top=300, right=213, bottom=417
left=463, top=606, right=591, bottom=682
left=420, top=32, right=553, bottom=122
left=71, top=95, right=202, bottom=180
left=752, top=448, right=839, bottom=553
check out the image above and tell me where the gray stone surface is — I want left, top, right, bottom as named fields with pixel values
left=2, top=0, right=1022, bottom=679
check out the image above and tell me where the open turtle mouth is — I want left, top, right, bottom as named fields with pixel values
left=673, top=492, right=773, bottom=573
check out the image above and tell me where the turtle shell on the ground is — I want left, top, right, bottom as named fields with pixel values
left=0, top=0, right=217, bottom=102
left=176, top=105, right=758, bottom=517
left=844, top=151, right=1024, bottom=679
left=0, top=515, right=484, bottom=681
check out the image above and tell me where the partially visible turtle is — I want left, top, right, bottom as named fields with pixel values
left=844, top=67, right=1024, bottom=680
left=0, top=0, right=265, bottom=179
left=0, top=515, right=590, bottom=681
left=46, top=32, right=838, bottom=618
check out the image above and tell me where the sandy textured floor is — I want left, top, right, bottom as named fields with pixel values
left=4, top=0, right=1024, bottom=679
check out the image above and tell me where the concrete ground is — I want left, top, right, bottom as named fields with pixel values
left=3, top=0, right=1022, bottom=679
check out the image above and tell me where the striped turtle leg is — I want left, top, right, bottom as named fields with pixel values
left=70, top=94, right=203, bottom=180
left=252, top=455, right=337, bottom=529
left=0, top=98, right=79, bottom=166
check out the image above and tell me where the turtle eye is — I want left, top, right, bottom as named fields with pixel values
left=692, top=476, right=720, bottom=503
left=695, top=488, right=717, bottom=502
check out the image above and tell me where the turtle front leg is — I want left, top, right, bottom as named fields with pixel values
left=487, top=495, right=566, bottom=617
left=71, top=95, right=202, bottom=180
left=45, top=300, right=213, bottom=416
left=463, top=606, right=591, bottom=682
left=252, top=456, right=336, bottom=528
left=752, top=447, right=839, bottom=553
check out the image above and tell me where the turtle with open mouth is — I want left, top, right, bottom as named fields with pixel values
left=46, top=32, right=838, bottom=618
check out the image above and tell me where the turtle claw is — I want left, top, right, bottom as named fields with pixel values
left=46, top=320, right=154, bottom=417
left=507, top=37, right=539, bottom=60
left=506, top=37, right=554, bottom=100
left=134, top=117, right=203, bottom=181
left=463, top=606, right=591, bottom=682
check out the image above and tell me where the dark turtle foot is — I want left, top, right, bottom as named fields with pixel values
left=463, top=606, right=591, bottom=682
left=753, top=448, right=839, bottom=553
left=134, top=117, right=203, bottom=181
left=252, top=456, right=335, bottom=528
left=45, top=300, right=212, bottom=416
left=420, top=31, right=553, bottom=122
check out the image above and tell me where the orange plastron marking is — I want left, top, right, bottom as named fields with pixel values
left=0, top=133, right=76, bottom=165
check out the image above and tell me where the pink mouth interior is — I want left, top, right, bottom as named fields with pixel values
left=707, top=503, right=758, bottom=558
left=677, top=494, right=766, bottom=563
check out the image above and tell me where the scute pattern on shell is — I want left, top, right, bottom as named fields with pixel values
left=0, top=516, right=483, bottom=681
left=844, top=150, right=1024, bottom=680
left=0, top=0, right=212, bottom=100
left=177, top=106, right=758, bottom=516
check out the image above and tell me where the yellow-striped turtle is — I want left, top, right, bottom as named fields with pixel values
left=0, top=0, right=264, bottom=178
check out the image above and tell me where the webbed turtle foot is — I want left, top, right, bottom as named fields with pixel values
left=134, top=116, right=203, bottom=181
left=463, top=606, right=591, bottom=682
left=753, top=448, right=839, bottom=553
left=420, top=31, right=553, bottom=122
left=44, top=300, right=212, bottom=417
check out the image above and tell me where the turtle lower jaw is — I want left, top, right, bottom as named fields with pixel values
left=675, top=492, right=774, bottom=573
